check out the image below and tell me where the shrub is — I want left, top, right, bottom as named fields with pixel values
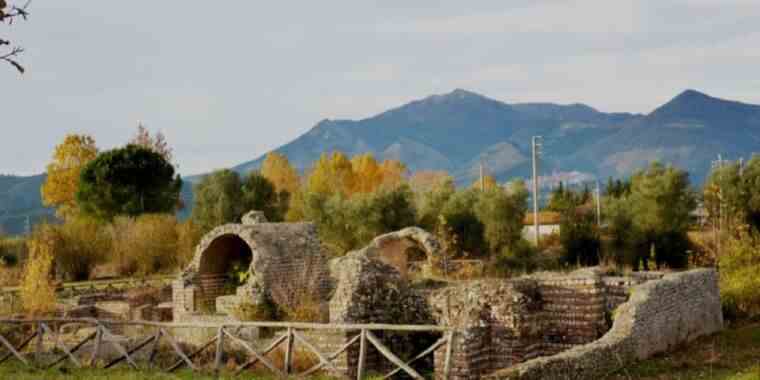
left=492, top=239, right=537, bottom=277
left=268, top=254, right=327, bottom=322
left=474, top=186, right=527, bottom=253
left=54, top=217, right=109, bottom=281
left=560, top=209, right=601, bottom=266
left=176, top=220, right=203, bottom=268
left=719, top=227, right=760, bottom=320
left=109, top=214, right=180, bottom=276
left=20, top=231, right=57, bottom=315
left=305, top=186, right=417, bottom=256
left=232, top=300, right=278, bottom=322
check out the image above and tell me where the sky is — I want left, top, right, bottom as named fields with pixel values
left=2, top=0, right=760, bottom=176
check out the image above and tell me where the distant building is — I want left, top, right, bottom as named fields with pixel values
left=522, top=211, right=561, bottom=243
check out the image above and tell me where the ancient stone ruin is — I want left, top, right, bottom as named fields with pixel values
left=169, top=211, right=723, bottom=380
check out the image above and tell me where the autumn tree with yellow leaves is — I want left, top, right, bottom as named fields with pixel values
left=261, top=152, right=300, bottom=195
left=307, top=152, right=356, bottom=196
left=41, top=134, right=98, bottom=219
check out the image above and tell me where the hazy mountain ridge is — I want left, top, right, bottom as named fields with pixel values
left=5, top=88, right=760, bottom=234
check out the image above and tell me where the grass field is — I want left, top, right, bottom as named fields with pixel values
left=1, top=324, right=758, bottom=380
left=606, top=322, right=760, bottom=380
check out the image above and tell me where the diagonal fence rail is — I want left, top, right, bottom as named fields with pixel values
left=0, top=318, right=456, bottom=379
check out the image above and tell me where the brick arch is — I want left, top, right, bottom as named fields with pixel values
left=198, top=234, right=254, bottom=276
left=361, top=227, right=443, bottom=279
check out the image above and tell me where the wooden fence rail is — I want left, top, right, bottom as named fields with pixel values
left=0, top=318, right=456, bottom=379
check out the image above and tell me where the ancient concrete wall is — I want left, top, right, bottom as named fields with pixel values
left=485, top=269, right=723, bottom=380
left=174, top=219, right=332, bottom=319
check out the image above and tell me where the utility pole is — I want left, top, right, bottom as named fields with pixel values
left=710, top=155, right=724, bottom=258
left=532, top=136, right=543, bottom=246
left=595, top=180, right=602, bottom=227
left=479, top=161, right=485, bottom=191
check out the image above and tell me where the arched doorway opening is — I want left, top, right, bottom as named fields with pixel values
left=196, top=234, right=254, bottom=313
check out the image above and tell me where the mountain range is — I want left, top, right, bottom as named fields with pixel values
left=3, top=89, right=759, bottom=234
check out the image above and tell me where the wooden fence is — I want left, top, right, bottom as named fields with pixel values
left=0, top=276, right=174, bottom=314
left=0, top=318, right=456, bottom=379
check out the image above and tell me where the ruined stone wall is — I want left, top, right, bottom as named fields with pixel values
left=485, top=269, right=723, bottom=380
left=427, top=269, right=681, bottom=380
left=174, top=220, right=332, bottom=320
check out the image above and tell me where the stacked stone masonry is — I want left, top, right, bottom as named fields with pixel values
left=166, top=214, right=722, bottom=380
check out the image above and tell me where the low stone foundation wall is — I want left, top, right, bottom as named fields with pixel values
left=485, top=269, right=723, bottom=380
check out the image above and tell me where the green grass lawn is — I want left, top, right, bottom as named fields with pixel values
left=1, top=324, right=759, bottom=380
left=606, top=322, right=760, bottom=380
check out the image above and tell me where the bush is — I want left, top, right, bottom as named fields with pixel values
left=232, top=300, right=278, bottom=322
left=0, top=236, right=26, bottom=268
left=268, top=254, right=327, bottom=322
left=560, top=210, right=601, bottom=266
left=176, top=220, right=203, bottom=269
left=20, top=231, right=57, bottom=316
left=492, top=239, right=538, bottom=277
left=719, top=228, right=760, bottom=320
left=55, top=217, right=109, bottom=281
left=305, top=186, right=417, bottom=256
left=109, top=214, right=180, bottom=276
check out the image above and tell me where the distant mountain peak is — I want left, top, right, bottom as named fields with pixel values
left=650, top=89, right=759, bottom=121
left=420, top=88, right=492, bottom=105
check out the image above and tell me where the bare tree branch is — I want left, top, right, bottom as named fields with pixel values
left=1, top=0, right=31, bottom=74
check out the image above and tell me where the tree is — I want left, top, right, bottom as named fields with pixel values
left=474, top=187, right=528, bottom=253
left=378, top=159, right=407, bottom=189
left=242, top=172, right=283, bottom=222
left=416, top=176, right=456, bottom=231
left=130, top=123, right=173, bottom=164
left=470, top=175, right=498, bottom=191
left=260, top=152, right=300, bottom=195
left=704, top=157, right=760, bottom=232
left=351, top=153, right=383, bottom=194
left=303, top=186, right=416, bottom=256
left=560, top=208, right=600, bottom=266
left=41, top=134, right=98, bottom=220
left=77, top=145, right=182, bottom=220
left=440, top=189, right=487, bottom=256
left=409, top=171, right=452, bottom=193
left=306, top=152, right=355, bottom=196
left=605, top=162, right=697, bottom=268
left=1, top=0, right=30, bottom=73
left=20, top=225, right=57, bottom=315
left=191, top=169, right=245, bottom=232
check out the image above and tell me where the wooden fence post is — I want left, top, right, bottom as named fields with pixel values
left=214, top=326, right=225, bottom=374
left=35, top=322, right=44, bottom=364
left=443, top=331, right=454, bottom=380
left=284, top=326, right=294, bottom=375
left=356, top=329, right=367, bottom=380
left=90, top=325, right=103, bottom=367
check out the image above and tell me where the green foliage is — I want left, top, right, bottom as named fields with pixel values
left=191, top=170, right=284, bottom=233
left=493, top=239, right=538, bottom=276
left=559, top=208, right=600, bottom=266
left=705, top=156, right=760, bottom=231
left=191, top=169, right=245, bottom=232
left=604, top=162, right=697, bottom=268
left=546, top=181, right=591, bottom=212
left=77, top=145, right=182, bottom=220
left=474, top=184, right=528, bottom=253
left=242, top=172, right=286, bottom=222
left=416, top=176, right=455, bottom=231
left=305, top=185, right=417, bottom=255
left=719, top=228, right=760, bottom=320
left=440, top=189, right=486, bottom=256
left=232, top=300, right=278, bottom=322
left=0, top=234, right=25, bottom=267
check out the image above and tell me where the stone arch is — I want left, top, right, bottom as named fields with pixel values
left=198, top=234, right=254, bottom=276
left=360, top=227, right=442, bottom=280
left=175, top=221, right=332, bottom=319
